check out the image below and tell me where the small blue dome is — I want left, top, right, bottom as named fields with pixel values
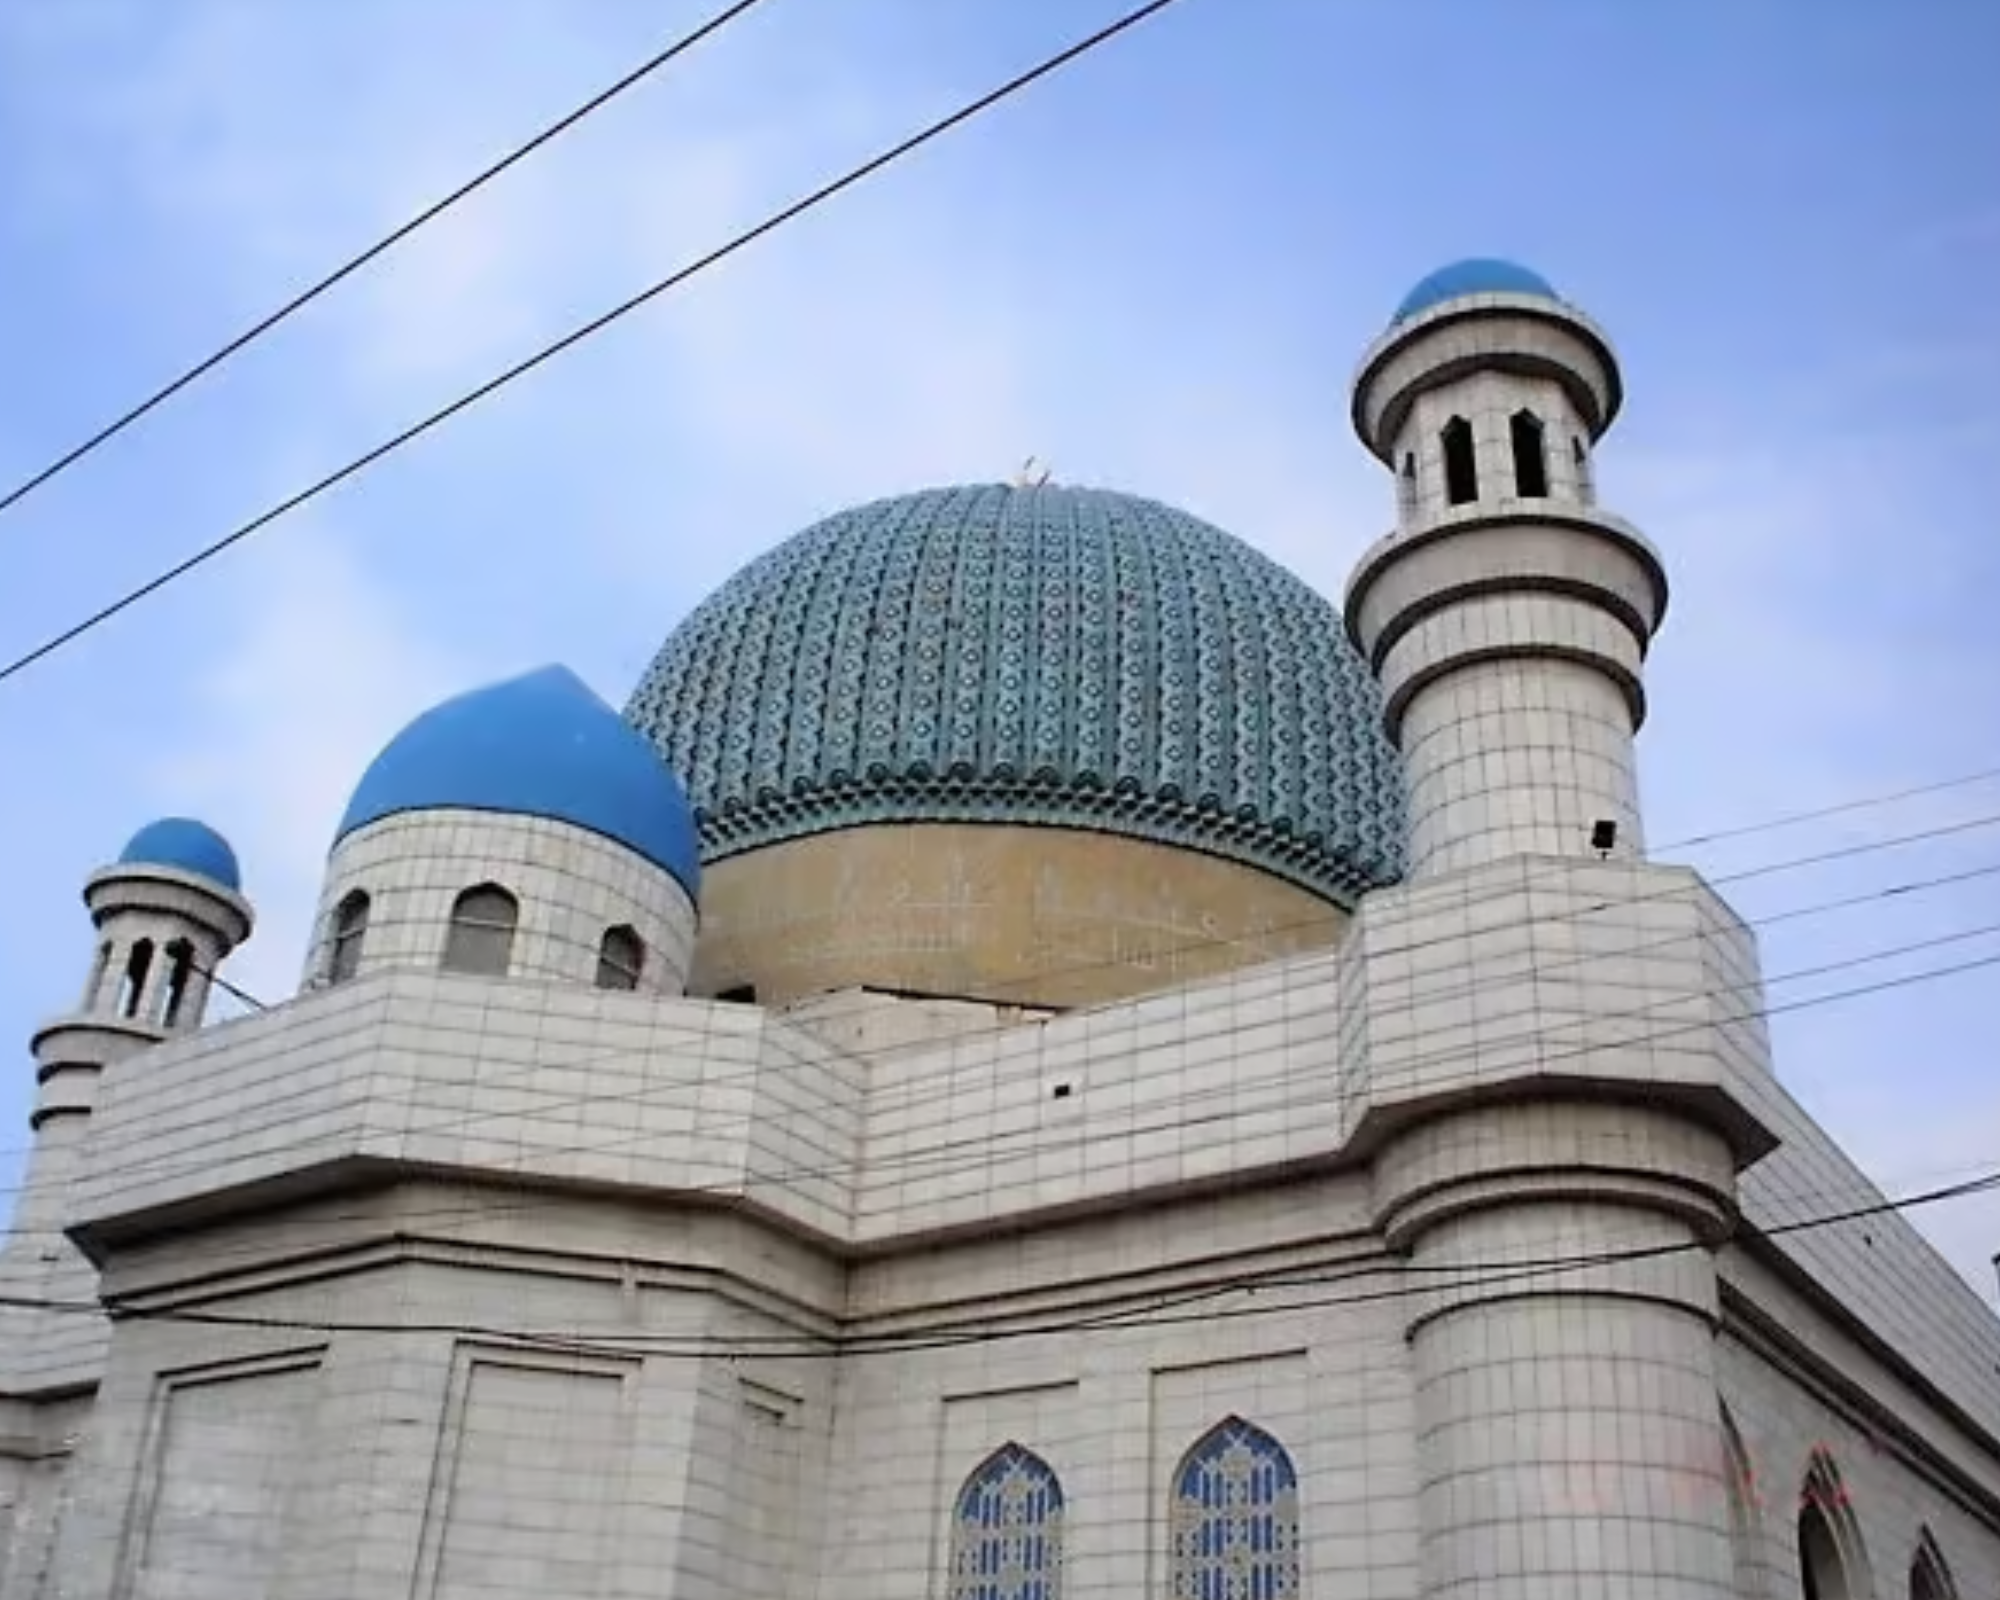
left=1392, top=258, right=1561, bottom=324
left=118, top=817, right=242, bottom=891
left=336, top=665, right=701, bottom=899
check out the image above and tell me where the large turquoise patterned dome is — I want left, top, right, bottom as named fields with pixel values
left=624, top=483, right=1405, bottom=904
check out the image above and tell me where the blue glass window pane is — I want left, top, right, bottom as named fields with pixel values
left=949, top=1443, right=1065, bottom=1600
left=1168, top=1419, right=1300, bottom=1600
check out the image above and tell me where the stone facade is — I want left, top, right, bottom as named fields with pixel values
left=1, top=259, right=1995, bottom=1599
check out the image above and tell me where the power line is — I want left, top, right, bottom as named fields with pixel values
left=6, top=1161, right=1992, bottom=1358
left=0, top=0, right=1192, bottom=688
left=10, top=905, right=1994, bottom=1257
left=0, top=0, right=775, bottom=525
left=16, top=825, right=1996, bottom=1215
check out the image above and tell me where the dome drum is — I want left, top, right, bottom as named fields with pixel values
left=310, top=808, right=697, bottom=995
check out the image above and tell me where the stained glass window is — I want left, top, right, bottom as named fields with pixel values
left=949, top=1443, right=1064, bottom=1600
left=1169, top=1417, right=1301, bottom=1600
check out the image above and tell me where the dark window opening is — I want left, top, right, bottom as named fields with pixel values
left=595, top=924, right=646, bottom=991
left=1398, top=451, right=1418, bottom=516
left=443, top=884, right=519, bottom=977
left=119, top=940, right=155, bottom=1019
left=1572, top=433, right=1595, bottom=502
left=716, top=984, right=758, bottom=1004
left=329, top=890, right=371, bottom=984
left=161, top=939, right=197, bottom=1028
left=1510, top=410, right=1549, bottom=497
left=86, top=942, right=112, bottom=1009
left=1441, top=417, right=1478, bottom=505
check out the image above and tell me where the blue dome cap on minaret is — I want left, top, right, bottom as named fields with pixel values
left=1391, top=258, right=1561, bottom=325
left=336, top=665, right=701, bottom=899
left=118, top=817, right=242, bottom=891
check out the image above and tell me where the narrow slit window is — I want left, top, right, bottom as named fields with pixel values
left=1398, top=450, right=1419, bottom=516
left=1441, top=416, right=1478, bottom=505
left=1510, top=409, right=1549, bottom=497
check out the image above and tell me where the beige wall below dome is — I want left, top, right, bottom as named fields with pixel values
left=690, top=823, right=1349, bottom=1010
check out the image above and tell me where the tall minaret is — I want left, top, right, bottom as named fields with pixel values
left=1344, top=257, right=1667, bottom=878
left=1345, top=264, right=1768, bottom=1600
left=0, top=818, right=252, bottom=1386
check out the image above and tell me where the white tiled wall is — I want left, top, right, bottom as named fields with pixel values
left=305, top=809, right=698, bottom=996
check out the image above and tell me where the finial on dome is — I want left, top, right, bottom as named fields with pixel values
left=1012, top=456, right=1054, bottom=488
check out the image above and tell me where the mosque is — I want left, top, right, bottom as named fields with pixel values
left=0, top=258, right=1996, bottom=1600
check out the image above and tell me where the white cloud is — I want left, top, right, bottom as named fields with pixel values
left=7, top=0, right=1995, bottom=1311
left=150, top=524, right=466, bottom=1003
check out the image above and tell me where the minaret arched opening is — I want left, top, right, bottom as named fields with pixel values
left=85, top=941, right=112, bottom=1010
left=1510, top=409, right=1549, bottom=497
left=1441, top=416, right=1478, bottom=505
left=443, top=884, right=519, bottom=978
left=160, top=938, right=197, bottom=1028
left=1398, top=450, right=1419, bottom=517
left=1571, top=434, right=1595, bottom=503
left=118, top=939, right=154, bottom=1020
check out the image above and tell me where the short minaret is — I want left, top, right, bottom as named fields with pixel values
left=2, top=819, right=252, bottom=1384
left=1345, top=257, right=1668, bottom=878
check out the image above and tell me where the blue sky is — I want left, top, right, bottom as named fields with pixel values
left=0, top=1, right=1995, bottom=1294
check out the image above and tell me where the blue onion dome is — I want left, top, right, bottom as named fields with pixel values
left=1392, top=258, right=1561, bottom=325
left=624, top=482, right=1405, bottom=905
left=336, top=665, right=701, bottom=900
left=118, top=816, right=242, bottom=892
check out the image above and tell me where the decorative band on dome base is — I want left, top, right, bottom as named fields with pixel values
left=695, top=765, right=1399, bottom=907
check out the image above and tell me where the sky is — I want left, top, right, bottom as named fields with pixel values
left=0, top=0, right=1995, bottom=1302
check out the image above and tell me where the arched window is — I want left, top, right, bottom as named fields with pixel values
left=1572, top=434, right=1594, bottom=503
left=1720, top=1405, right=1765, bottom=1600
left=329, top=890, right=371, bottom=985
left=595, top=924, right=646, bottom=991
left=1441, top=416, right=1478, bottom=505
left=85, top=941, right=112, bottom=1010
left=1911, top=1530, right=1956, bottom=1600
left=160, top=939, right=197, bottom=1028
left=1169, top=1417, right=1300, bottom=1600
left=119, top=939, right=155, bottom=1020
left=1398, top=450, right=1419, bottom=517
left=947, top=1443, right=1063, bottom=1600
left=1798, top=1452, right=1870, bottom=1600
left=442, top=884, right=519, bottom=977
left=1510, top=409, right=1549, bottom=497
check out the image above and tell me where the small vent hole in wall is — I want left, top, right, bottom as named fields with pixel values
left=1050, top=1082, right=1073, bottom=1100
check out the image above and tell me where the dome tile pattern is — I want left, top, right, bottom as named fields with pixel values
left=626, top=484, right=1405, bottom=905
